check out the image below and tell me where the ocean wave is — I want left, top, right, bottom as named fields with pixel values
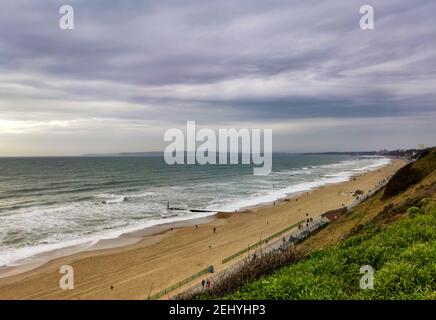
left=0, top=209, right=218, bottom=267
left=275, top=169, right=313, bottom=175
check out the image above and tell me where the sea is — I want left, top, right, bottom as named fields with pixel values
left=0, top=154, right=390, bottom=267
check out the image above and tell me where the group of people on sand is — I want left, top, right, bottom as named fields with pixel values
left=298, top=213, right=313, bottom=229
left=194, top=224, right=216, bottom=234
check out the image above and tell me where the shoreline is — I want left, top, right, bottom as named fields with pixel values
left=0, top=215, right=218, bottom=279
left=0, top=157, right=390, bottom=276
left=0, top=159, right=405, bottom=299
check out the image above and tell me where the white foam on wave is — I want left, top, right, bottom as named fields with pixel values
left=208, top=173, right=352, bottom=212
left=206, top=157, right=391, bottom=213
left=354, top=157, right=391, bottom=172
left=0, top=208, right=217, bottom=267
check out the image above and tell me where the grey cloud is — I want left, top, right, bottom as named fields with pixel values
left=0, top=0, right=435, bottom=155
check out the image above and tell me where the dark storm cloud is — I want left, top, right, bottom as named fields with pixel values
left=0, top=0, right=435, bottom=155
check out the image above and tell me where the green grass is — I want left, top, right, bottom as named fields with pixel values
left=223, top=206, right=436, bottom=300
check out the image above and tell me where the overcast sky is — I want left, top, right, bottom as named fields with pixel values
left=0, top=0, right=435, bottom=156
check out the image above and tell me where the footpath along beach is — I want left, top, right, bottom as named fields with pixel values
left=0, top=159, right=405, bottom=299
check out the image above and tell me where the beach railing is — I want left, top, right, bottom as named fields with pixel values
left=346, top=177, right=391, bottom=211
left=147, top=266, right=212, bottom=300
left=221, top=219, right=305, bottom=264
left=277, top=217, right=330, bottom=251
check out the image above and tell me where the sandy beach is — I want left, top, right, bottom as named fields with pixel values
left=0, top=159, right=404, bottom=300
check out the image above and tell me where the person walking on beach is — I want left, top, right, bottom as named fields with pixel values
left=201, top=280, right=205, bottom=288
left=213, top=227, right=216, bottom=234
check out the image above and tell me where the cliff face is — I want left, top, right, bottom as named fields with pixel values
left=383, top=148, right=436, bottom=199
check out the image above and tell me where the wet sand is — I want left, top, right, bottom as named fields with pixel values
left=0, top=159, right=404, bottom=299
